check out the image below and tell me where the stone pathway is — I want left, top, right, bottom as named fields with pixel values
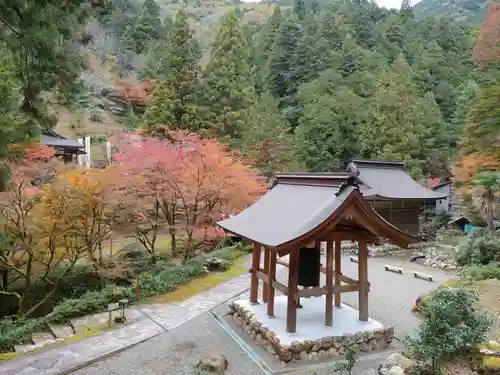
left=13, top=308, right=144, bottom=354
left=0, top=253, right=453, bottom=375
left=0, top=254, right=271, bottom=375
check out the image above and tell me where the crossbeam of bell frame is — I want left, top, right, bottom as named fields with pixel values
left=247, top=230, right=371, bottom=334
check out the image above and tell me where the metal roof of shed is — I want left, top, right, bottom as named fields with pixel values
left=347, top=160, right=448, bottom=200
left=41, top=135, right=84, bottom=149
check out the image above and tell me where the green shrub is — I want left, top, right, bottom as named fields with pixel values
left=419, top=211, right=451, bottom=242
left=47, top=285, right=134, bottom=324
left=461, top=262, right=500, bottom=281
left=0, top=318, right=45, bottom=352
left=0, top=245, right=247, bottom=352
left=457, top=229, right=500, bottom=267
left=406, top=287, right=492, bottom=374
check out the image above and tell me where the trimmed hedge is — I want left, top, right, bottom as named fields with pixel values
left=0, top=244, right=250, bottom=352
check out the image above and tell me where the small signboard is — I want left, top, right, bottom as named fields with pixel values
left=108, top=302, right=119, bottom=311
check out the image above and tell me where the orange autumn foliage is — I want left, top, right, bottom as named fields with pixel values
left=112, top=130, right=266, bottom=255
left=473, top=3, right=500, bottom=66
left=453, top=152, right=500, bottom=192
left=109, top=78, right=155, bottom=109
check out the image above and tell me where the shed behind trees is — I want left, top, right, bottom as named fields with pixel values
left=345, top=160, right=449, bottom=234
left=41, top=129, right=85, bottom=163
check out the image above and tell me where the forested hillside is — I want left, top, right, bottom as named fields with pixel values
left=413, top=0, right=489, bottom=25
left=1, top=0, right=500, bottom=184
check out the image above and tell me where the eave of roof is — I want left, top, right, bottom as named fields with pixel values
left=350, top=159, right=406, bottom=168
left=432, top=180, right=453, bottom=190
left=216, top=180, right=417, bottom=253
left=41, top=135, right=84, bottom=149
left=347, top=160, right=449, bottom=200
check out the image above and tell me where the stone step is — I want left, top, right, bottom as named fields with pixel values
left=14, top=343, right=36, bottom=354
left=48, top=323, right=74, bottom=339
left=70, top=312, right=108, bottom=329
left=123, top=308, right=142, bottom=322
left=31, top=331, right=56, bottom=346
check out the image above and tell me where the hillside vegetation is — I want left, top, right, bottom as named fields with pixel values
left=1, top=0, right=500, bottom=183
left=413, top=0, right=490, bottom=25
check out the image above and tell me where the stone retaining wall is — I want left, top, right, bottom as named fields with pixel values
left=228, top=301, right=395, bottom=362
left=340, top=243, right=426, bottom=258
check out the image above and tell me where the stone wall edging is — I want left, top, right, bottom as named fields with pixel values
left=339, top=242, right=426, bottom=258
left=228, top=301, right=395, bottom=362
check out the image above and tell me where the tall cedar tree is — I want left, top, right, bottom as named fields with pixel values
left=450, top=80, right=480, bottom=150
left=266, top=14, right=304, bottom=101
left=311, top=4, right=346, bottom=75
left=359, top=56, right=447, bottom=177
left=142, top=9, right=201, bottom=133
left=198, top=10, right=254, bottom=140
left=461, top=84, right=500, bottom=154
left=295, top=80, right=365, bottom=172
left=0, top=47, right=34, bottom=189
left=400, top=0, right=414, bottom=18
left=140, top=16, right=174, bottom=79
left=240, top=93, right=299, bottom=179
left=252, top=6, right=284, bottom=93
left=0, top=0, right=97, bottom=129
left=131, top=0, right=162, bottom=54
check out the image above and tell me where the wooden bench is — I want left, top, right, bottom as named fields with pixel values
left=413, top=271, right=433, bottom=282
left=384, top=265, right=403, bottom=274
left=349, top=256, right=358, bottom=263
left=409, top=255, right=425, bottom=263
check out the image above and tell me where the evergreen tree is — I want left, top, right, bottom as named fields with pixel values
left=293, top=0, right=307, bottom=21
left=132, top=0, right=162, bottom=53
left=400, top=0, right=414, bottom=19
left=359, top=56, right=446, bottom=177
left=311, top=4, right=346, bottom=74
left=240, top=93, right=299, bottom=179
left=295, top=86, right=364, bottom=172
left=0, top=0, right=94, bottom=128
left=461, top=84, right=500, bottom=154
left=266, top=14, right=304, bottom=100
left=450, top=80, right=480, bottom=149
left=141, top=84, right=176, bottom=135
left=121, top=23, right=137, bottom=52
left=142, top=9, right=201, bottom=132
left=99, top=0, right=139, bottom=37
left=140, top=43, right=161, bottom=79
left=253, top=6, right=284, bottom=92
left=140, top=15, right=175, bottom=79
left=160, top=15, right=174, bottom=39
left=0, top=47, right=35, bottom=188
left=198, top=10, right=254, bottom=139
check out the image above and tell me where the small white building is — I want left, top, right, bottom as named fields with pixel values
left=433, top=181, right=452, bottom=213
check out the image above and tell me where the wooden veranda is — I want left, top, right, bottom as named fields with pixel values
left=218, top=176, right=417, bottom=334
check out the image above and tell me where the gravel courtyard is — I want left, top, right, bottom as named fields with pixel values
left=71, top=255, right=455, bottom=375
left=71, top=312, right=264, bottom=375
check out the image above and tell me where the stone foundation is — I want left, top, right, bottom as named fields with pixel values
left=228, top=301, right=395, bottom=362
left=340, top=242, right=425, bottom=258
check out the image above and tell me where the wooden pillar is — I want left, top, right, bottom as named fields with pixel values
left=287, top=247, right=299, bottom=333
left=267, top=249, right=277, bottom=317
left=358, top=239, right=369, bottom=321
left=250, top=242, right=261, bottom=304
left=334, top=239, right=341, bottom=308
left=262, top=247, right=270, bottom=302
left=325, top=240, right=334, bottom=327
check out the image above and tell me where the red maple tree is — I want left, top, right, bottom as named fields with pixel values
left=112, top=130, right=266, bottom=260
left=111, top=131, right=186, bottom=258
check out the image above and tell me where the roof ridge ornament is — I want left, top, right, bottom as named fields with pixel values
left=348, top=161, right=360, bottom=176
left=335, top=176, right=359, bottom=196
